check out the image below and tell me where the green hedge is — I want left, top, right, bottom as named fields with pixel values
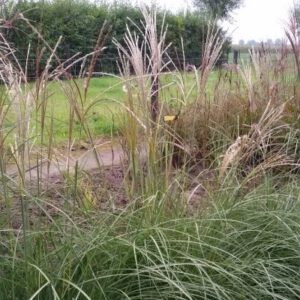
left=4, top=0, right=229, bottom=77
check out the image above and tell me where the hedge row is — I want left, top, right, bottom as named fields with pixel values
left=3, top=0, right=229, bottom=77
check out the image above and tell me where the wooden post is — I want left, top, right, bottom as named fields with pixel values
left=233, top=49, right=239, bottom=65
left=151, top=74, right=159, bottom=122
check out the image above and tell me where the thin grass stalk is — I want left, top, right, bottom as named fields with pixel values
left=199, top=21, right=226, bottom=95
left=83, top=20, right=111, bottom=99
left=285, top=11, right=300, bottom=80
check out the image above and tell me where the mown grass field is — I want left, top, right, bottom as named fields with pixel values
left=16, top=72, right=219, bottom=144
left=46, top=77, right=124, bottom=140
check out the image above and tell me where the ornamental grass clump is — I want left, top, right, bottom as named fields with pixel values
left=2, top=178, right=300, bottom=299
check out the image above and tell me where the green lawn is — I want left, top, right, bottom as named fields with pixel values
left=45, top=76, right=124, bottom=143
left=2, top=71, right=221, bottom=146
left=23, top=72, right=219, bottom=145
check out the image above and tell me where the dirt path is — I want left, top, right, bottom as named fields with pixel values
left=7, top=141, right=125, bottom=180
left=1, top=142, right=127, bottom=229
left=3, top=141, right=209, bottom=228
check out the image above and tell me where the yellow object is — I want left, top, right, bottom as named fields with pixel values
left=164, top=115, right=177, bottom=122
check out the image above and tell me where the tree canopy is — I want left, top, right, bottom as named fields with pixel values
left=193, top=0, right=243, bottom=19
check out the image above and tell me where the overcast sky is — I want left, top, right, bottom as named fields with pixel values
left=136, top=0, right=295, bottom=43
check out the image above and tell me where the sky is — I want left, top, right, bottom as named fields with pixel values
left=136, top=0, right=295, bottom=44
left=222, top=0, right=295, bottom=44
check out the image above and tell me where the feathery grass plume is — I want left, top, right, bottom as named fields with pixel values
left=219, top=86, right=292, bottom=182
left=177, top=34, right=294, bottom=168
left=238, top=46, right=273, bottom=115
left=219, top=134, right=251, bottom=180
left=285, top=9, right=300, bottom=80
left=140, top=6, right=169, bottom=121
left=250, top=46, right=272, bottom=97
left=171, top=21, right=228, bottom=166
left=199, top=21, right=226, bottom=95
left=114, top=28, right=147, bottom=188
left=273, top=43, right=289, bottom=79
left=114, top=6, right=170, bottom=127
left=0, top=33, right=34, bottom=186
left=114, top=5, right=174, bottom=197
left=0, top=0, right=20, bottom=29
left=237, top=44, right=291, bottom=127
left=238, top=61, right=257, bottom=113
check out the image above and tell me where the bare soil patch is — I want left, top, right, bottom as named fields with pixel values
left=0, top=165, right=127, bottom=230
left=1, top=140, right=214, bottom=230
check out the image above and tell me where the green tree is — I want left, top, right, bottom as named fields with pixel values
left=193, top=0, right=243, bottom=19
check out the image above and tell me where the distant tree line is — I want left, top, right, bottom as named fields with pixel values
left=237, top=39, right=283, bottom=48
left=2, top=0, right=230, bottom=78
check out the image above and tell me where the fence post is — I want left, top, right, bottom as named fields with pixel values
left=233, top=49, right=239, bottom=65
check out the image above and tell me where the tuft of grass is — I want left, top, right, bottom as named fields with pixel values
left=2, top=178, right=300, bottom=299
